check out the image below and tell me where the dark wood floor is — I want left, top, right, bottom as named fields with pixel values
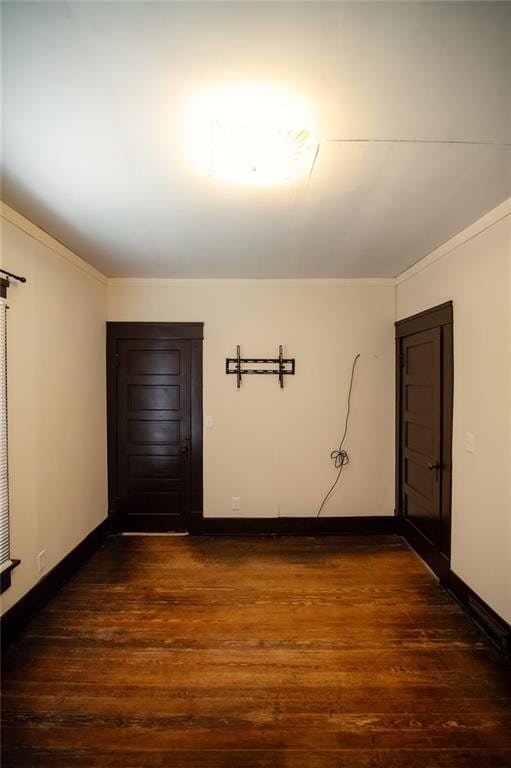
left=2, top=534, right=511, bottom=767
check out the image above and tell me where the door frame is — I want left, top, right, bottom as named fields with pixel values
left=106, top=322, right=204, bottom=532
left=395, top=302, right=453, bottom=583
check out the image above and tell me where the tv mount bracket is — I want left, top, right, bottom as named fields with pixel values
left=226, top=345, right=296, bottom=389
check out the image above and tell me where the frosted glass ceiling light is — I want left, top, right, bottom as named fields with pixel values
left=187, top=83, right=317, bottom=186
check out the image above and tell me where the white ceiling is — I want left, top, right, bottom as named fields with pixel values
left=1, top=1, right=510, bottom=278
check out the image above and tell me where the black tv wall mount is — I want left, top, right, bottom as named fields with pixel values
left=226, top=345, right=296, bottom=389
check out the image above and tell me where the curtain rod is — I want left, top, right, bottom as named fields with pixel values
left=0, top=268, right=27, bottom=283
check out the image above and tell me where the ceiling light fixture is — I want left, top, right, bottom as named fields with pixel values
left=186, top=83, right=318, bottom=186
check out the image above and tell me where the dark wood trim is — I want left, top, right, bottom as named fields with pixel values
left=106, top=329, right=119, bottom=529
left=447, top=570, right=510, bottom=656
left=190, top=516, right=397, bottom=536
left=107, top=322, right=204, bottom=341
left=0, top=278, right=9, bottom=299
left=398, top=517, right=450, bottom=583
left=190, top=339, right=203, bottom=517
left=106, top=322, right=204, bottom=531
left=394, top=335, right=401, bottom=517
left=395, top=301, right=453, bottom=338
left=0, top=559, right=20, bottom=594
left=395, top=301, right=453, bottom=581
left=440, top=321, right=454, bottom=560
left=1, top=520, right=109, bottom=651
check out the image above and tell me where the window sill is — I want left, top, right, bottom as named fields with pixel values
left=1, top=559, right=21, bottom=594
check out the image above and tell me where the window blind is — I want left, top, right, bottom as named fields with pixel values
left=0, top=297, right=10, bottom=569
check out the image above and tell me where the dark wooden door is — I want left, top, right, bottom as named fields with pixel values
left=396, top=303, right=453, bottom=581
left=401, top=327, right=442, bottom=548
left=107, top=323, right=203, bottom=532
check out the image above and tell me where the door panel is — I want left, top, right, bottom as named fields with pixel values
left=406, top=422, right=433, bottom=456
left=127, top=384, right=181, bottom=410
left=128, top=420, right=180, bottom=444
left=116, top=338, right=191, bottom=531
left=127, top=349, right=181, bottom=375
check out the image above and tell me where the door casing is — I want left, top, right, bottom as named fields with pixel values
left=395, top=302, right=453, bottom=583
left=107, top=322, right=203, bottom=532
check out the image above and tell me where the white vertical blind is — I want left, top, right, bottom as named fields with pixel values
left=0, top=297, right=10, bottom=569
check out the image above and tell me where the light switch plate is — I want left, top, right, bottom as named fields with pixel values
left=205, top=416, right=214, bottom=429
left=465, top=432, right=475, bottom=453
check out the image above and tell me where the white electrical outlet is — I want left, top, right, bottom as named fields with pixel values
left=465, top=432, right=475, bottom=453
left=231, top=497, right=240, bottom=511
left=37, top=550, right=46, bottom=573
left=205, top=416, right=214, bottom=429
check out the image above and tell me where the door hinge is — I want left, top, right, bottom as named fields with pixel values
left=115, top=352, right=119, bottom=368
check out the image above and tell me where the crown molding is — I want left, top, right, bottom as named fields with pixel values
left=396, top=197, right=511, bottom=286
left=0, top=203, right=107, bottom=285
left=107, top=277, right=397, bottom=288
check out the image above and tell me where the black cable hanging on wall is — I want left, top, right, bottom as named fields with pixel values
left=317, top=353, right=360, bottom=517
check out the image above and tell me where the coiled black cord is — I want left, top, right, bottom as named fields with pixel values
left=317, top=353, right=360, bottom=517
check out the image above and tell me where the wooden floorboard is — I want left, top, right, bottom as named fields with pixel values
left=2, top=534, right=511, bottom=767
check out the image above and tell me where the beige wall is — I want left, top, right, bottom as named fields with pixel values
left=0, top=206, right=108, bottom=614
left=396, top=201, right=511, bottom=623
left=108, top=280, right=396, bottom=520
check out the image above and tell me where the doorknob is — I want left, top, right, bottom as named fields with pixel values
left=428, top=461, right=442, bottom=481
left=180, top=445, right=189, bottom=454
